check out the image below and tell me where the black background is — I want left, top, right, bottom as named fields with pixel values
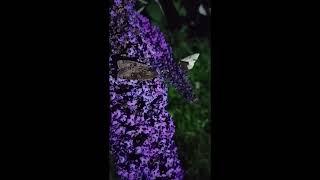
left=1, top=0, right=318, bottom=179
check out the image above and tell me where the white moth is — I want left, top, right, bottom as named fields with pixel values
left=180, top=53, right=200, bottom=70
left=198, top=4, right=207, bottom=16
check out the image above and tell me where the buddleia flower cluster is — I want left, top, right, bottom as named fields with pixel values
left=109, top=0, right=197, bottom=179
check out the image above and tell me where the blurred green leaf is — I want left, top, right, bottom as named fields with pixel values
left=138, top=0, right=148, bottom=4
left=173, top=0, right=187, bottom=17
left=145, top=1, right=167, bottom=31
left=137, top=6, right=146, bottom=13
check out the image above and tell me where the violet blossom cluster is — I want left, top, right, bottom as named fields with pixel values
left=109, top=0, right=196, bottom=179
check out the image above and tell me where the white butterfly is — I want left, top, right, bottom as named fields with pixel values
left=180, top=53, right=200, bottom=70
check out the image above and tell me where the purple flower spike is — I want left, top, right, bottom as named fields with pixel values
left=109, top=0, right=196, bottom=179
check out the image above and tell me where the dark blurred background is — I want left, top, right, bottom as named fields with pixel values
left=110, top=0, right=211, bottom=179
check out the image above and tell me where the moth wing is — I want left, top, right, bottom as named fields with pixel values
left=117, top=60, right=137, bottom=69
left=137, top=67, right=158, bottom=80
left=198, top=4, right=207, bottom=16
left=117, top=68, right=134, bottom=79
left=132, top=63, right=158, bottom=80
left=180, top=53, right=200, bottom=63
left=180, top=53, right=200, bottom=70
left=117, top=60, right=157, bottom=80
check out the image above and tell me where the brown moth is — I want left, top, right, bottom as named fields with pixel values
left=117, top=60, right=158, bottom=80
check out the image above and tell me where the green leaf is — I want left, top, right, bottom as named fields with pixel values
left=138, top=0, right=148, bottom=4
left=179, top=7, right=187, bottom=16
left=144, top=1, right=170, bottom=32
left=173, top=0, right=187, bottom=17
